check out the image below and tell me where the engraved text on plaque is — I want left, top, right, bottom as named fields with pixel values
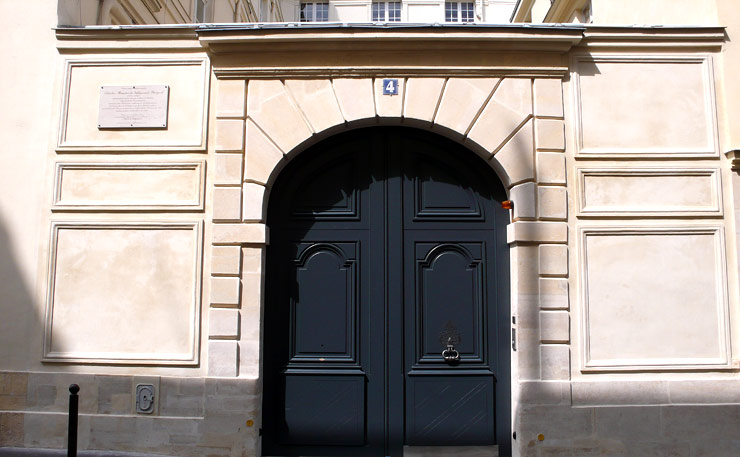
left=98, top=85, right=169, bottom=129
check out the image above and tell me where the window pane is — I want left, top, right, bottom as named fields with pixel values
left=372, top=2, right=385, bottom=21
left=195, top=0, right=206, bottom=22
left=388, top=2, right=401, bottom=21
left=316, top=2, right=328, bottom=21
left=445, top=2, right=457, bottom=22
left=461, top=2, right=474, bottom=22
left=300, top=2, right=312, bottom=21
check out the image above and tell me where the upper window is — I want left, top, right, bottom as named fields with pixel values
left=372, top=2, right=401, bottom=22
left=300, top=2, right=329, bottom=21
left=445, top=2, right=474, bottom=22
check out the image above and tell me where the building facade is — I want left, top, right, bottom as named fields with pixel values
left=2, top=1, right=740, bottom=456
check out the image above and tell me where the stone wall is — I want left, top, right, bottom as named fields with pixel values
left=1, top=23, right=739, bottom=457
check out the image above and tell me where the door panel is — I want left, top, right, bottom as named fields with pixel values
left=414, top=242, right=485, bottom=364
left=413, top=159, right=483, bottom=219
left=290, top=242, right=358, bottom=361
left=263, top=128, right=510, bottom=457
left=282, top=374, right=366, bottom=445
left=290, top=156, right=359, bottom=220
left=406, top=376, right=495, bottom=445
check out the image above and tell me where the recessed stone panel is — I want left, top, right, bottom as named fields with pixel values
left=58, top=58, right=209, bottom=151
left=574, top=57, right=717, bottom=157
left=580, top=227, right=731, bottom=370
left=577, top=168, right=722, bottom=217
left=53, top=162, right=205, bottom=211
left=44, top=221, right=203, bottom=364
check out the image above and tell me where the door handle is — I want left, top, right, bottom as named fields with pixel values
left=442, top=337, right=460, bottom=362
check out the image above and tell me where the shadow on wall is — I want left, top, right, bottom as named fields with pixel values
left=0, top=212, right=46, bottom=446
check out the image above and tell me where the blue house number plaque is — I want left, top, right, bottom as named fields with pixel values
left=382, top=79, right=399, bottom=95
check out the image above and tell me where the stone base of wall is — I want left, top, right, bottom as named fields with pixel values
left=516, top=381, right=740, bottom=457
left=5, top=371, right=740, bottom=457
left=0, top=447, right=168, bottom=457
left=0, top=372, right=261, bottom=457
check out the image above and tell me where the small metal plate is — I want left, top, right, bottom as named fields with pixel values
left=382, top=78, right=399, bottom=95
left=98, top=85, right=169, bottom=129
left=135, top=384, right=155, bottom=414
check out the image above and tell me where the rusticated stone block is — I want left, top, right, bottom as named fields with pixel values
left=213, top=186, right=242, bottom=222
left=491, top=118, right=534, bottom=187
left=536, top=118, right=565, bottom=151
left=215, top=119, right=245, bottom=152
left=534, top=78, right=563, bottom=118
left=404, top=78, right=445, bottom=122
left=374, top=77, right=404, bottom=118
left=468, top=78, right=532, bottom=153
left=539, top=244, right=568, bottom=276
left=245, top=119, right=283, bottom=185
left=211, top=246, right=241, bottom=276
left=216, top=79, right=246, bottom=119
left=436, top=78, right=498, bottom=136
left=214, top=153, right=242, bottom=185
left=540, top=311, right=570, bottom=343
left=242, top=247, right=262, bottom=273
left=209, top=308, right=240, bottom=339
left=285, top=79, right=344, bottom=133
left=212, top=223, right=267, bottom=245
left=509, top=182, right=536, bottom=220
left=242, top=182, right=266, bottom=222
left=538, top=186, right=567, bottom=221
left=208, top=341, right=239, bottom=377
left=539, top=277, right=569, bottom=310
left=540, top=345, right=570, bottom=380
left=210, top=276, right=241, bottom=307
left=537, top=152, right=566, bottom=185
left=247, top=80, right=312, bottom=153
left=332, top=78, right=375, bottom=122
left=507, top=221, right=567, bottom=244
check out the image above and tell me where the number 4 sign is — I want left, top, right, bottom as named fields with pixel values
left=382, top=78, right=399, bottom=96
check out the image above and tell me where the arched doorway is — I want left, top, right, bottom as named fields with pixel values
left=262, top=127, right=511, bottom=456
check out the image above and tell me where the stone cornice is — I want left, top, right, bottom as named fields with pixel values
left=55, top=24, right=726, bottom=75
left=197, top=24, right=586, bottom=54
left=55, top=25, right=202, bottom=52
left=199, top=25, right=586, bottom=78
left=578, top=26, right=726, bottom=50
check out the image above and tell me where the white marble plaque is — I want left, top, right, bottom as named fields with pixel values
left=98, top=85, right=169, bottom=128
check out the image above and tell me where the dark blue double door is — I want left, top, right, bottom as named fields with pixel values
left=263, top=128, right=510, bottom=456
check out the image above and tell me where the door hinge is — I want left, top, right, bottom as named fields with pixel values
left=511, top=328, right=517, bottom=352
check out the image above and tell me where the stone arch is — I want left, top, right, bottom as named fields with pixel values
left=238, top=77, right=542, bottom=222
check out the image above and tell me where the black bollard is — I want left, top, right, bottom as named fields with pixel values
left=68, top=384, right=79, bottom=457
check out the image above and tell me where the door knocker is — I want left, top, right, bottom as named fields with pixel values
left=442, top=337, right=461, bottom=363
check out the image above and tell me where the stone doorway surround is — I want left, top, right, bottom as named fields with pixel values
left=202, top=25, right=579, bottom=456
